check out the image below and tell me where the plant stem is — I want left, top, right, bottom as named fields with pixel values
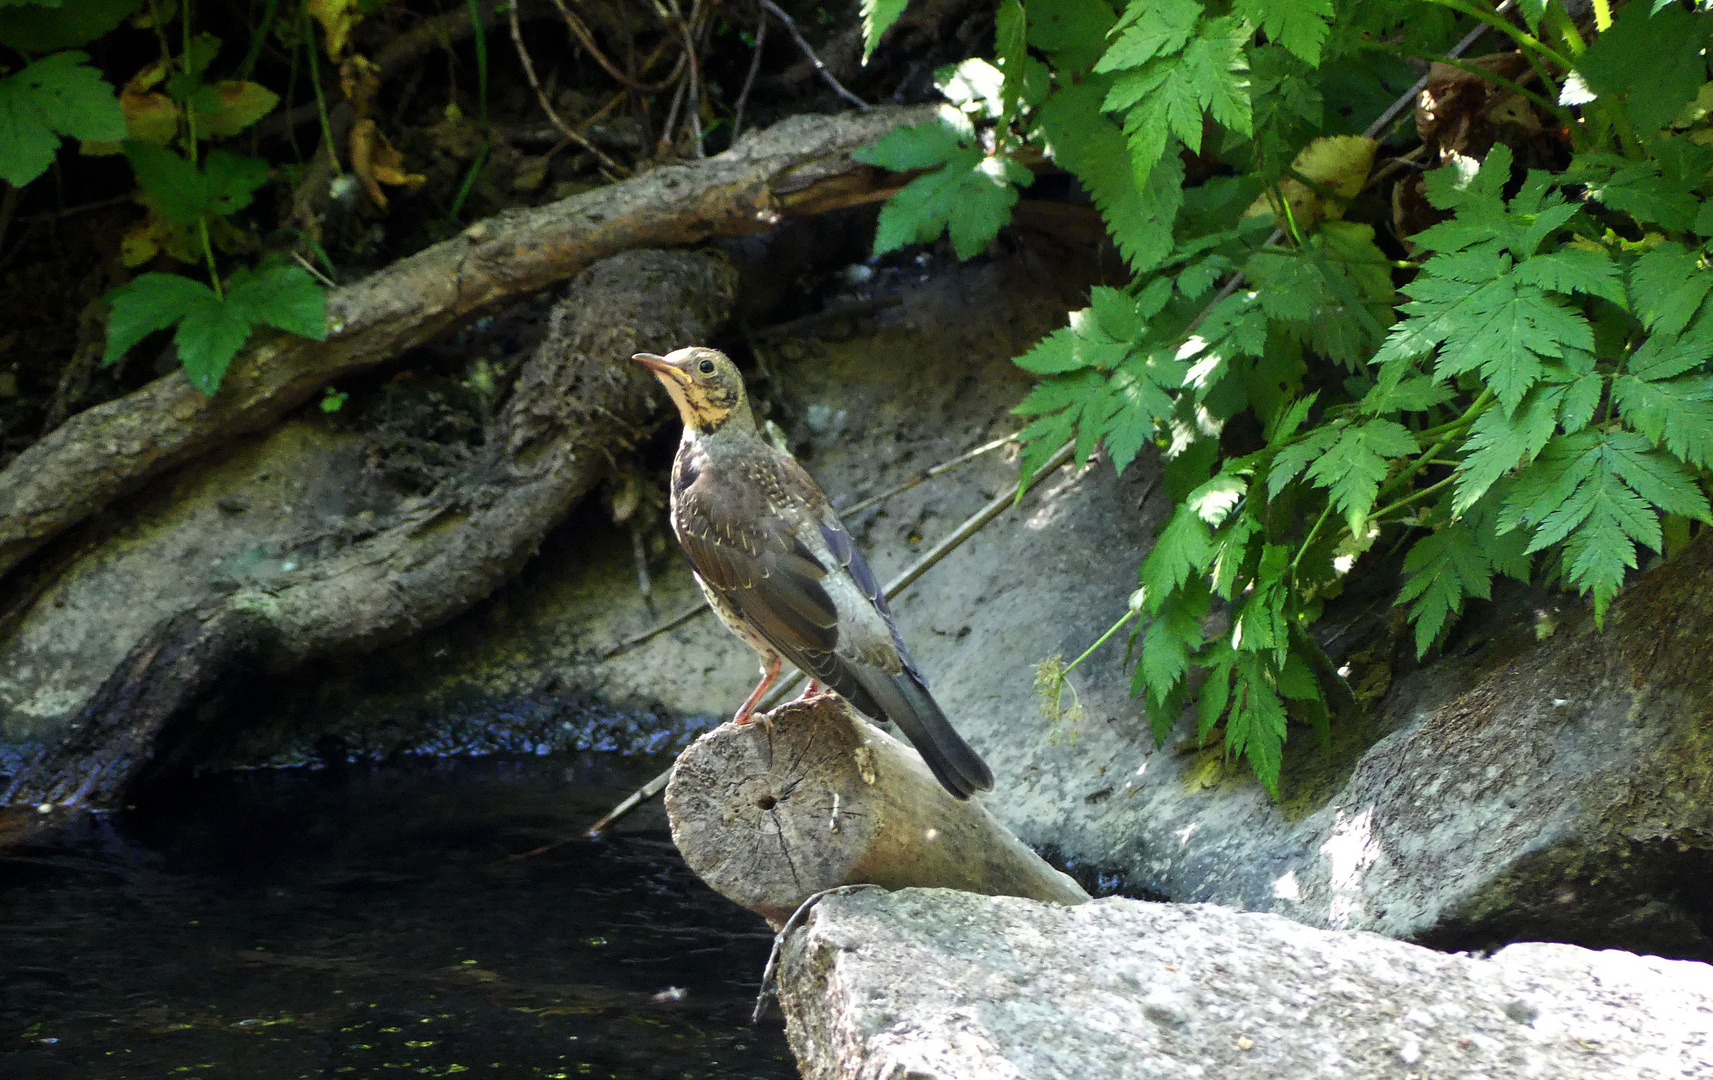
left=1384, top=389, right=1493, bottom=501
left=1292, top=502, right=1335, bottom=572
left=1419, top=0, right=1574, bottom=71
left=304, top=1, right=341, bottom=175
left=1059, top=608, right=1140, bottom=680
left=1371, top=473, right=1456, bottom=522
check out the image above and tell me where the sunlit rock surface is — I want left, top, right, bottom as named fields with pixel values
left=778, top=888, right=1713, bottom=1080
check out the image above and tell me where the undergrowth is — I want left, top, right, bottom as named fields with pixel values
left=855, top=0, right=1713, bottom=794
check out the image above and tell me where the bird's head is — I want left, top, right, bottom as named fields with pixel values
left=631, top=347, right=753, bottom=435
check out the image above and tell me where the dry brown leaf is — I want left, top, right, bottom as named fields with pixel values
left=339, top=54, right=381, bottom=118
left=349, top=118, right=426, bottom=211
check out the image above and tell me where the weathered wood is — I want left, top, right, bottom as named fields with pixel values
left=0, top=105, right=928, bottom=580
left=666, top=695, right=1089, bottom=927
left=2, top=249, right=734, bottom=808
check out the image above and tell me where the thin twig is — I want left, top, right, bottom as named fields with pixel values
left=732, top=7, right=768, bottom=140
left=666, top=0, right=705, bottom=157
left=585, top=439, right=1076, bottom=836
left=508, top=0, right=628, bottom=175
left=545, top=0, right=686, bottom=92
left=756, top=0, right=869, bottom=111
left=752, top=885, right=877, bottom=1022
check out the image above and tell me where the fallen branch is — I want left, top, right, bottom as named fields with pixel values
left=0, top=105, right=928, bottom=581
left=665, top=695, right=1089, bottom=928
left=3, top=249, right=735, bottom=808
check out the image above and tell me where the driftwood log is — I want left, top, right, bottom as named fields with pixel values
left=666, top=695, right=1090, bottom=927
left=0, top=105, right=930, bottom=580
left=2, top=248, right=733, bottom=808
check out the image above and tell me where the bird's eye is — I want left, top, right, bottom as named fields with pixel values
left=698, top=359, right=716, bottom=374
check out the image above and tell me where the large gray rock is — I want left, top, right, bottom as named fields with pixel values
left=778, top=888, right=1713, bottom=1080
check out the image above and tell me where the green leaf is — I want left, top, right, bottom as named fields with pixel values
left=1566, top=151, right=1702, bottom=232
left=1613, top=368, right=1713, bottom=470
left=852, top=119, right=966, bottom=171
left=1574, top=1, right=1710, bottom=135
left=1512, top=248, right=1624, bottom=307
left=104, top=272, right=212, bottom=363
left=1015, top=327, right=1084, bottom=374
left=1035, top=81, right=1182, bottom=272
left=1502, top=430, right=1712, bottom=619
left=191, top=80, right=282, bottom=138
left=0, top=51, right=125, bottom=186
left=860, top=0, right=910, bottom=60
left=1028, top=0, right=1117, bottom=73
left=1234, top=0, right=1332, bottom=66
left=995, top=0, right=1028, bottom=120
left=175, top=293, right=255, bottom=394
left=225, top=263, right=329, bottom=340
left=1140, top=504, right=1214, bottom=605
left=1454, top=387, right=1559, bottom=513
left=1095, top=0, right=1200, bottom=72
left=1397, top=505, right=1531, bottom=656
left=869, top=148, right=1028, bottom=259
left=1304, top=419, right=1418, bottom=530
left=124, top=141, right=206, bottom=223
left=201, top=148, right=272, bottom=215
left=1629, top=242, right=1711, bottom=338
left=1225, top=652, right=1287, bottom=797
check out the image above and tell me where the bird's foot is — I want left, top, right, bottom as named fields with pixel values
left=791, top=679, right=822, bottom=702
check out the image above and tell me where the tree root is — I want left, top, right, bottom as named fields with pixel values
left=2, top=248, right=736, bottom=808
left=0, top=105, right=926, bottom=581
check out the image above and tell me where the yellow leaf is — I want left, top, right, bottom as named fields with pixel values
left=349, top=118, right=425, bottom=211
left=339, top=54, right=381, bottom=117
left=195, top=81, right=280, bottom=138
left=82, top=61, right=178, bottom=155
left=309, top=0, right=361, bottom=60
left=1245, top=134, right=1377, bottom=231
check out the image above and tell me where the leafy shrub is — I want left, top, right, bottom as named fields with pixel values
left=858, top=0, right=1713, bottom=794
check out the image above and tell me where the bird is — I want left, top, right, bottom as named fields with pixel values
left=631, top=345, right=994, bottom=799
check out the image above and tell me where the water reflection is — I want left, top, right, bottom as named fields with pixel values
left=0, top=755, right=795, bottom=1079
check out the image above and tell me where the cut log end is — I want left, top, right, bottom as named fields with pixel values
left=665, top=694, right=1088, bottom=927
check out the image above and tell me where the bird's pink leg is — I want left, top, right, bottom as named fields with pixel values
left=732, top=655, right=783, bottom=725
left=791, top=679, right=822, bottom=701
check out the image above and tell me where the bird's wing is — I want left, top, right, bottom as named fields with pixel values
left=674, top=450, right=841, bottom=656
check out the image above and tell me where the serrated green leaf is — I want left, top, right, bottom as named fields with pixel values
left=872, top=148, right=1028, bottom=259
left=1566, top=151, right=1701, bottom=232
left=124, top=141, right=207, bottom=223
left=1095, top=0, right=1200, bottom=72
left=1614, top=371, right=1713, bottom=469
left=1574, top=1, right=1710, bottom=135
left=1266, top=421, right=1337, bottom=498
left=1036, top=81, right=1181, bottom=272
left=1090, top=285, right=1141, bottom=341
left=1015, top=327, right=1084, bottom=374
left=1398, top=519, right=1494, bottom=656
left=1454, top=387, right=1559, bottom=513
left=1139, top=585, right=1208, bottom=706
left=853, top=120, right=967, bottom=171
left=860, top=0, right=910, bottom=60
left=1234, top=0, right=1332, bottom=66
left=175, top=292, right=255, bottom=394
left=201, top=148, right=271, bottom=216
left=1226, top=652, right=1286, bottom=796
left=1140, top=503, right=1214, bottom=603
left=1629, top=242, right=1712, bottom=337
left=1512, top=248, right=1624, bottom=306
left=0, top=51, right=124, bottom=186
left=225, top=263, right=328, bottom=339
left=104, top=272, right=213, bottom=363
left=1304, top=418, right=1417, bottom=529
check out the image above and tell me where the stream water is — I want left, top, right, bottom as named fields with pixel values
left=0, top=754, right=797, bottom=1079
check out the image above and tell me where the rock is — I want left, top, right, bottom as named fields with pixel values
left=778, top=888, right=1713, bottom=1080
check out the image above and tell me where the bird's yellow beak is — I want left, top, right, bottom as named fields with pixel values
left=632, top=352, right=690, bottom=384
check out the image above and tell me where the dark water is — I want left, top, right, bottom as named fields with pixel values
left=0, top=755, right=797, bottom=1079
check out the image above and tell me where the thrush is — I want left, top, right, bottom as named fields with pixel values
left=632, top=346, right=994, bottom=799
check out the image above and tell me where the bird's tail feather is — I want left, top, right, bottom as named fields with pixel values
left=854, top=667, right=993, bottom=798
